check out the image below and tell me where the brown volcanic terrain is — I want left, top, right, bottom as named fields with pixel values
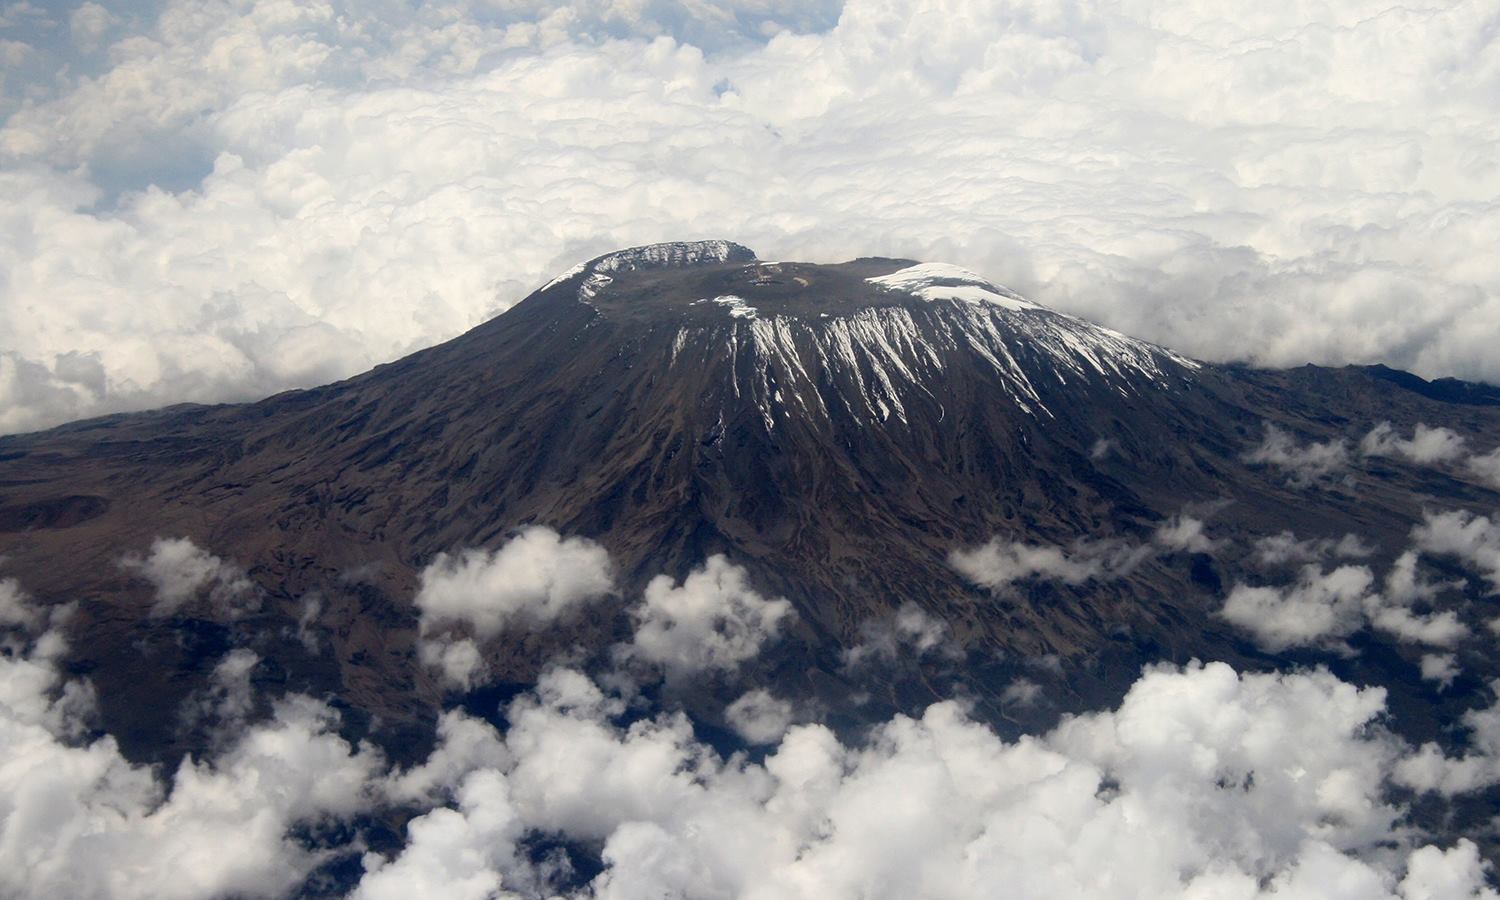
left=3, top=240, right=1500, bottom=764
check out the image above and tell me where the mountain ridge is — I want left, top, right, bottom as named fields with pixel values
left=2, top=242, right=1499, bottom=770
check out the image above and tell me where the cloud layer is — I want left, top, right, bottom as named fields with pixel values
left=6, top=559, right=1500, bottom=898
left=3, top=0, right=1500, bottom=432
left=362, top=661, right=1499, bottom=899
left=0, top=582, right=385, bottom=899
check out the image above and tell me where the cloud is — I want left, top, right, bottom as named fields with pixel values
left=1222, top=547, right=1470, bottom=652
left=949, top=536, right=1151, bottom=589
left=67, top=2, right=115, bottom=52
left=1220, top=563, right=1376, bottom=652
left=1469, top=447, right=1500, bottom=488
left=416, top=528, right=615, bottom=639
left=355, top=769, right=524, bottom=900
left=1401, top=843, right=1498, bottom=900
left=624, top=554, right=793, bottom=679
left=1153, top=514, right=1221, bottom=554
left=119, top=536, right=255, bottom=618
left=1361, top=423, right=1468, bottom=465
left=951, top=514, right=1217, bottom=590
left=5, top=568, right=1498, bottom=899
left=725, top=689, right=794, bottom=745
left=1250, top=422, right=1491, bottom=486
left=4, top=0, right=1500, bottom=434
left=357, top=660, right=1497, bottom=899
left=179, top=647, right=262, bottom=744
left=1371, top=551, right=1468, bottom=647
left=0, top=575, right=44, bottom=631
left=1254, top=530, right=1373, bottom=567
left=1419, top=653, right=1460, bottom=690
left=414, top=527, right=614, bottom=687
left=419, top=635, right=487, bottom=691
left=414, top=539, right=792, bottom=689
left=293, top=593, right=322, bottom=653
left=1397, top=680, right=1500, bottom=796
left=0, top=581, right=386, bottom=900
left=1244, top=425, right=1350, bottom=485
left=1413, top=509, right=1500, bottom=593
left=1000, top=677, right=1043, bottom=707
left=841, top=601, right=959, bottom=667
left=1370, top=604, right=1469, bottom=649
left=383, top=710, right=510, bottom=807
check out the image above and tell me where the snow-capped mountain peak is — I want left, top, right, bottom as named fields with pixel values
left=523, top=243, right=1201, bottom=429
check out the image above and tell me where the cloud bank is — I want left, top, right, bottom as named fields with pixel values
left=358, top=661, right=1500, bottom=899
left=4, top=0, right=1500, bottom=432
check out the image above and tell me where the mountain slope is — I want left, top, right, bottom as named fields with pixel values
left=2, top=240, right=1499, bottom=762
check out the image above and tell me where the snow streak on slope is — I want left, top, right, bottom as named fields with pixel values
left=669, top=300, right=1198, bottom=429
left=693, top=296, right=758, bottom=319
left=544, top=244, right=1199, bottom=429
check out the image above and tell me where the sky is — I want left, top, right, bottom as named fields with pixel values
left=1, top=0, right=1499, bottom=433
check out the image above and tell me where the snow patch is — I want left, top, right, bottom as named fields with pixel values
left=539, top=260, right=587, bottom=292
left=591, top=240, right=753, bottom=274
left=555, top=241, right=756, bottom=307
left=867, top=263, right=1040, bottom=312
left=692, top=295, right=758, bottom=319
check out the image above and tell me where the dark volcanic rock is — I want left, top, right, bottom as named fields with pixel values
left=2, top=240, right=1499, bottom=765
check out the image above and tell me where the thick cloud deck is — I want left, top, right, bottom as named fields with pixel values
left=4, top=0, right=1500, bottom=432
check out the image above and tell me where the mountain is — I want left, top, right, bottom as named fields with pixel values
left=3, top=240, right=1499, bottom=768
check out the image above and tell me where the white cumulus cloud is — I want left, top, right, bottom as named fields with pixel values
left=725, top=688, right=794, bottom=745
left=1221, top=563, right=1377, bottom=652
left=1221, top=547, right=1471, bottom=652
left=357, top=660, right=1499, bottom=899
left=1253, top=530, right=1373, bottom=567
left=416, top=528, right=615, bottom=638
left=1362, top=422, right=1469, bottom=465
left=951, top=514, right=1218, bottom=590
left=1397, top=679, right=1500, bottom=796
left=5, top=566, right=1499, bottom=899
left=1414, top=509, right=1500, bottom=593
left=414, top=527, right=614, bottom=687
left=624, top=554, right=793, bottom=679
left=1469, top=446, right=1500, bottom=488
left=949, top=536, right=1151, bottom=588
left=841, top=601, right=958, bottom=667
left=0, top=581, right=385, bottom=900
left=119, top=535, right=255, bottom=618
left=1244, top=425, right=1351, bottom=486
